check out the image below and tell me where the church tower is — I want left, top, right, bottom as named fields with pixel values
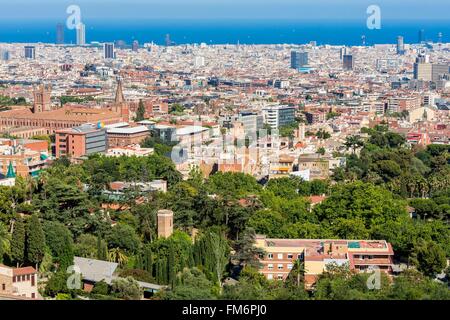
left=113, top=79, right=129, bottom=122
left=32, top=84, right=52, bottom=113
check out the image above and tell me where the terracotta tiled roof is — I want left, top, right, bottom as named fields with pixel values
left=12, top=266, right=37, bottom=276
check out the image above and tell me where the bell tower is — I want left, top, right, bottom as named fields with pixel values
left=113, top=79, right=129, bottom=121
left=32, top=84, right=52, bottom=113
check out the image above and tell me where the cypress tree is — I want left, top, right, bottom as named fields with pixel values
left=11, top=217, right=26, bottom=267
left=135, top=252, right=143, bottom=270
left=26, top=215, right=46, bottom=269
left=188, top=246, right=195, bottom=268
left=162, top=258, right=168, bottom=284
left=155, top=258, right=161, bottom=284
left=97, top=235, right=108, bottom=261
left=135, top=99, right=146, bottom=121
left=168, top=244, right=176, bottom=288
left=144, top=246, right=153, bottom=276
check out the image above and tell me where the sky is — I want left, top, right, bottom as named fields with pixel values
left=0, top=0, right=449, bottom=21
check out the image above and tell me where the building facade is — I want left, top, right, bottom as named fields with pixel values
left=55, top=123, right=107, bottom=159
left=262, top=105, right=296, bottom=130
left=255, top=236, right=394, bottom=290
left=0, top=265, right=39, bottom=299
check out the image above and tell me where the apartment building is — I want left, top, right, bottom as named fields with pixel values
left=255, top=236, right=394, bottom=290
left=305, top=111, right=326, bottom=124
left=0, top=139, right=49, bottom=178
left=388, top=97, right=421, bottom=114
left=262, top=105, right=296, bottom=130
left=297, top=154, right=345, bottom=180
left=106, top=125, right=150, bottom=148
left=55, top=123, right=107, bottom=159
left=0, top=265, right=39, bottom=299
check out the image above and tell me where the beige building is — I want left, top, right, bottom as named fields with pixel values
left=297, top=154, right=345, bottom=180
left=0, top=265, right=39, bottom=299
left=255, top=236, right=394, bottom=290
left=408, top=106, right=436, bottom=123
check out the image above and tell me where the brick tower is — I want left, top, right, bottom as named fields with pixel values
left=32, top=84, right=52, bottom=113
left=157, top=209, right=174, bottom=238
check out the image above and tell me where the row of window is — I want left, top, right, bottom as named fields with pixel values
left=267, top=274, right=284, bottom=280
left=267, top=263, right=293, bottom=270
left=13, top=274, right=35, bottom=286
left=266, top=253, right=301, bottom=260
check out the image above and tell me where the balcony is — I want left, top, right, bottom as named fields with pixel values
left=353, top=258, right=392, bottom=265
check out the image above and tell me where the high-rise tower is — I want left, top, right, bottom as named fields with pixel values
left=396, top=36, right=405, bottom=55
left=24, top=46, right=35, bottom=59
left=56, top=23, right=65, bottom=44
left=418, top=29, right=425, bottom=43
left=76, top=23, right=86, bottom=45
left=104, top=43, right=115, bottom=59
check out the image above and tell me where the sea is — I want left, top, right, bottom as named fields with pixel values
left=0, top=18, right=449, bottom=46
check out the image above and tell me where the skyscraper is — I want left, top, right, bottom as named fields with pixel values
left=132, top=40, right=139, bottom=52
left=0, top=49, right=10, bottom=61
left=24, top=46, right=35, bottom=59
left=165, top=34, right=171, bottom=47
left=291, top=51, right=308, bottom=69
left=396, top=36, right=405, bottom=55
left=342, top=54, right=354, bottom=70
left=56, top=23, right=65, bottom=45
left=340, top=47, right=348, bottom=60
left=104, top=43, right=115, bottom=59
left=418, top=29, right=425, bottom=43
left=431, top=64, right=450, bottom=82
left=76, top=23, right=86, bottom=45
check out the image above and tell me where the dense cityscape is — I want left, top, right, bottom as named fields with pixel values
left=0, top=4, right=449, bottom=303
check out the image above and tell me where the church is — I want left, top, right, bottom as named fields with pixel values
left=0, top=80, right=130, bottom=135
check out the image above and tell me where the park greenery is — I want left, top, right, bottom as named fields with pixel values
left=0, top=125, right=448, bottom=299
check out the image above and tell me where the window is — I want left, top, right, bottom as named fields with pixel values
left=287, top=254, right=293, bottom=259
left=12, top=276, right=16, bottom=283
left=277, top=275, right=284, bottom=280
left=267, top=274, right=273, bottom=280
left=277, top=264, right=283, bottom=270
left=27, top=274, right=30, bottom=281
left=268, top=264, right=274, bottom=270
left=277, top=253, right=283, bottom=259
left=31, top=293, right=35, bottom=299
left=267, top=253, right=273, bottom=259
left=287, top=264, right=293, bottom=270
left=31, top=275, right=35, bottom=287
left=2, top=283, right=5, bottom=291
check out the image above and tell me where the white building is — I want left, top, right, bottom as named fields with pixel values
left=262, top=105, right=296, bottom=130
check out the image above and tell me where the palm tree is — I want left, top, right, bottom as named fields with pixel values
left=108, top=247, right=129, bottom=266
left=344, top=135, right=364, bottom=154
left=289, top=260, right=305, bottom=287
left=38, top=171, right=50, bottom=200
left=25, top=176, right=37, bottom=202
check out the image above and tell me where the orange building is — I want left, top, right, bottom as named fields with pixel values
left=0, top=139, right=49, bottom=178
left=255, top=236, right=394, bottom=290
left=55, top=124, right=107, bottom=159
left=106, top=125, right=150, bottom=148
left=0, top=82, right=130, bottom=135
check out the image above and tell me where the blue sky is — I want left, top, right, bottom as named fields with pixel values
left=0, top=0, right=449, bottom=20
